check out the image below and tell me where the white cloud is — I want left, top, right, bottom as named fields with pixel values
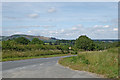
left=104, top=25, right=110, bottom=28
left=72, top=24, right=83, bottom=30
left=27, top=13, right=39, bottom=18
left=93, top=25, right=110, bottom=29
left=3, top=24, right=118, bottom=39
left=14, top=32, right=25, bottom=34
left=94, top=25, right=102, bottom=28
left=48, top=7, right=56, bottom=13
left=113, top=28, right=118, bottom=31
left=28, top=31, right=32, bottom=33
left=61, top=29, right=64, bottom=32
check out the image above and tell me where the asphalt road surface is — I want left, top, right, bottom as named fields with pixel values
left=2, top=56, right=100, bottom=78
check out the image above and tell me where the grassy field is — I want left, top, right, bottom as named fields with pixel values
left=2, top=50, right=72, bottom=61
left=59, top=47, right=118, bottom=78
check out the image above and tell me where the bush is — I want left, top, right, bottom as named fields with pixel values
left=2, top=40, right=16, bottom=50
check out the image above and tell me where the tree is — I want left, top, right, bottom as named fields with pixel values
left=14, top=37, right=30, bottom=45
left=31, top=38, right=43, bottom=44
left=75, top=35, right=95, bottom=51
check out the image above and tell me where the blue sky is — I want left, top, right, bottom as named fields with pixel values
left=2, top=2, right=118, bottom=39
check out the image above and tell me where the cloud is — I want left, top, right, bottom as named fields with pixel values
left=27, top=13, right=39, bottom=18
left=61, top=29, right=64, bottom=32
left=14, top=32, right=24, bottom=34
left=61, top=24, right=117, bottom=39
left=48, top=7, right=56, bottom=13
left=94, top=25, right=110, bottom=28
left=28, top=31, right=32, bottom=33
left=3, top=24, right=118, bottom=39
left=72, top=24, right=83, bottom=30
left=104, top=25, right=110, bottom=28
left=113, top=28, right=118, bottom=31
left=32, top=24, right=117, bottom=39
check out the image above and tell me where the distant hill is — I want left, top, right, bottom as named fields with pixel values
left=0, top=34, right=58, bottom=43
left=0, top=34, right=118, bottom=43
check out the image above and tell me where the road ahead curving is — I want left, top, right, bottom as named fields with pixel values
left=2, top=56, right=100, bottom=78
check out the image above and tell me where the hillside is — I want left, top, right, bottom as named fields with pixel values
left=0, top=34, right=58, bottom=43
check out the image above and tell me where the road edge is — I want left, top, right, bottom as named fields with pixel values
left=57, top=58, right=105, bottom=78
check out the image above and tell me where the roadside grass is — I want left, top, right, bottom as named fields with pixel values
left=59, top=47, right=118, bottom=78
left=2, top=50, right=73, bottom=61
left=3, top=54, right=71, bottom=61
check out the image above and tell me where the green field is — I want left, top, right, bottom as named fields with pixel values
left=59, top=47, right=118, bottom=78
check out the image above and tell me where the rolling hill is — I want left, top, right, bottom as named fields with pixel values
left=0, top=34, right=58, bottom=43
left=0, top=34, right=118, bottom=43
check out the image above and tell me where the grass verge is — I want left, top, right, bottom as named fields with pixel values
left=2, top=50, right=73, bottom=61
left=59, top=47, right=118, bottom=78
left=3, top=54, right=71, bottom=61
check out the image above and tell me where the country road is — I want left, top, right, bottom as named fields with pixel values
left=2, top=56, right=100, bottom=78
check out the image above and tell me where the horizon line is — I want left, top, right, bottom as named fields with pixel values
left=1, top=34, right=119, bottom=40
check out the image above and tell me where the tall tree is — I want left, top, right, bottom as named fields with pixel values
left=75, top=35, right=95, bottom=51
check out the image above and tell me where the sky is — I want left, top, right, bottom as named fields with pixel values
left=2, top=2, right=118, bottom=39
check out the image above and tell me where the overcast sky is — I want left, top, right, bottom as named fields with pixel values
left=2, top=2, right=118, bottom=39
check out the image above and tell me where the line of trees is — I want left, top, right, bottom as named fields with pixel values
left=2, top=37, right=73, bottom=54
left=13, top=37, right=44, bottom=45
